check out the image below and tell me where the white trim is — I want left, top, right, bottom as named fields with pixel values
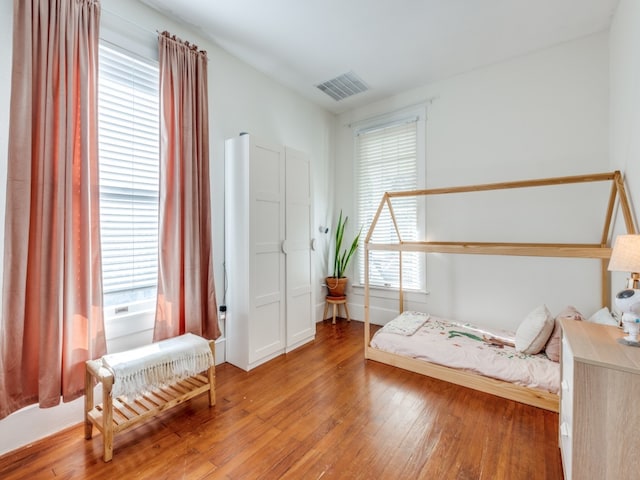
left=347, top=99, right=434, bottom=130
left=352, top=104, right=427, bottom=134
left=352, top=283, right=429, bottom=300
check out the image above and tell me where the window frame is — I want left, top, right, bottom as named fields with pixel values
left=353, top=105, right=427, bottom=293
left=97, top=39, right=160, bottom=326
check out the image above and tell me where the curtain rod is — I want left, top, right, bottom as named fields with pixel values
left=101, top=7, right=159, bottom=38
left=101, top=7, right=208, bottom=57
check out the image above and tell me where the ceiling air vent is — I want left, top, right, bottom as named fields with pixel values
left=315, top=71, right=368, bottom=101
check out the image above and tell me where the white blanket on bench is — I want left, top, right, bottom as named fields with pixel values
left=102, top=333, right=214, bottom=399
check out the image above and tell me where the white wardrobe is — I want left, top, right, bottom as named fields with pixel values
left=225, top=134, right=315, bottom=371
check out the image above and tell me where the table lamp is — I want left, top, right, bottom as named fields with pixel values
left=608, top=234, right=640, bottom=289
left=608, top=234, right=640, bottom=344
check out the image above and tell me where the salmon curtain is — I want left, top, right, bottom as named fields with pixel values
left=154, top=32, right=220, bottom=341
left=0, top=0, right=106, bottom=419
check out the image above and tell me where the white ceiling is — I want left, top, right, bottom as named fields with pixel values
left=141, top=0, right=619, bottom=114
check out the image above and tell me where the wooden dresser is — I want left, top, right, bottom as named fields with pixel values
left=559, top=319, right=640, bottom=480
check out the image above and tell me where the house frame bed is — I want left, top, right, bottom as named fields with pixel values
left=364, top=171, right=636, bottom=412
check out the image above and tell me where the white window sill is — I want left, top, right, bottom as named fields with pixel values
left=351, top=284, right=429, bottom=302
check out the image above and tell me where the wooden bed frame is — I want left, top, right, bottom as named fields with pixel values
left=364, top=171, right=636, bottom=412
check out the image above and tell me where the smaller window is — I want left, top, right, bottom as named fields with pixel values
left=355, top=109, right=426, bottom=290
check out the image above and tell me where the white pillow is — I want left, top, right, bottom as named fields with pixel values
left=545, top=306, right=585, bottom=362
left=515, top=305, right=555, bottom=354
left=587, top=307, right=619, bottom=326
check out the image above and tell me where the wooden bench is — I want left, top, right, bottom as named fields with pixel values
left=84, top=340, right=215, bottom=462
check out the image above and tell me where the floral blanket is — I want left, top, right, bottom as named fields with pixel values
left=371, top=312, right=559, bottom=393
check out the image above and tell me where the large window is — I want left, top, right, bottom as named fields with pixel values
left=98, top=43, right=160, bottom=314
left=356, top=110, right=426, bottom=290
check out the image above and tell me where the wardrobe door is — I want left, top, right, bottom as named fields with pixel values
left=284, top=147, right=315, bottom=349
left=249, top=140, right=286, bottom=364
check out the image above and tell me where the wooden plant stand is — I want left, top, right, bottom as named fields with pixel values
left=323, top=295, right=350, bottom=324
left=84, top=340, right=215, bottom=462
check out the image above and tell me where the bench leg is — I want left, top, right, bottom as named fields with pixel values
left=102, top=377, right=114, bottom=462
left=207, top=341, right=216, bottom=406
left=344, top=302, right=351, bottom=322
left=207, top=365, right=216, bottom=406
left=84, top=367, right=94, bottom=440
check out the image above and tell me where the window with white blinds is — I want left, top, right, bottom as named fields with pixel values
left=356, top=116, right=425, bottom=290
left=98, top=43, right=159, bottom=308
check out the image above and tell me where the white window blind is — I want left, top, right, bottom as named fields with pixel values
left=98, top=43, right=159, bottom=308
left=356, top=118, right=424, bottom=290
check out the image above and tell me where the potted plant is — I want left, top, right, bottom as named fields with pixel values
left=326, top=210, right=362, bottom=297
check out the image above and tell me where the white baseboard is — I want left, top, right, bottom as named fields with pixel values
left=0, top=398, right=83, bottom=457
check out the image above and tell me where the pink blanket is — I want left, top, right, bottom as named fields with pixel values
left=370, top=312, right=559, bottom=393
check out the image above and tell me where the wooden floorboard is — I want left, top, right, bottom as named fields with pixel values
left=0, top=320, right=564, bottom=479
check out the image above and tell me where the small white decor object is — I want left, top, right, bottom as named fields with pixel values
left=614, top=289, right=640, bottom=346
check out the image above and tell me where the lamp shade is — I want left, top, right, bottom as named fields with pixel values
left=608, top=235, right=640, bottom=273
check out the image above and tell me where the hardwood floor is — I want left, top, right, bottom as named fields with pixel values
left=0, top=320, right=564, bottom=479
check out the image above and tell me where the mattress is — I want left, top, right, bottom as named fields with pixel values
left=370, top=311, right=560, bottom=394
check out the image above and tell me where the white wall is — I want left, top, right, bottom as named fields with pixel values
left=610, top=0, right=640, bottom=228
left=0, top=0, right=335, bottom=456
left=609, top=1, right=640, bottom=297
left=336, top=33, right=613, bottom=330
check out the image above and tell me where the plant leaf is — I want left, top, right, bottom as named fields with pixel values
left=331, top=210, right=361, bottom=278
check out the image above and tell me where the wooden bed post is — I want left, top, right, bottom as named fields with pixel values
left=364, top=240, right=370, bottom=356
left=600, top=171, right=637, bottom=306
left=385, top=196, right=404, bottom=313
left=614, top=171, right=637, bottom=235
left=399, top=250, right=403, bottom=313
left=601, top=178, right=618, bottom=308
